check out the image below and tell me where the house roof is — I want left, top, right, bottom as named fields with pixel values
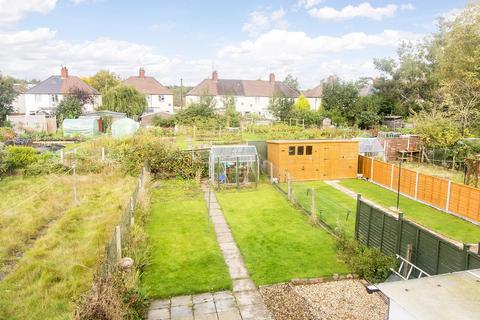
left=122, top=76, right=172, bottom=95
left=303, top=83, right=323, bottom=98
left=187, top=78, right=299, bottom=98
left=26, top=75, right=99, bottom=95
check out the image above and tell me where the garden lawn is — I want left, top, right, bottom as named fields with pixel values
left=0, top=173, right=134, bottom=320
left=141, top=180, right=230, bottom=298
left=340, top=179, right=480, bottom=243
left=282, top=181, right=357, bottom=236
left=216, top=184, right=348, bottom=285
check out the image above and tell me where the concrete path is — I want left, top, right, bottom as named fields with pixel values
left=147, top=186, right=271, bottom=320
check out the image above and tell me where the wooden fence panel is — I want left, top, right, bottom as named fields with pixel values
left=357, top=155, right=480, bottom=223
left=417, top=173, right=449, bottom=209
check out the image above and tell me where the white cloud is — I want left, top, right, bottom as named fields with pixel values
left=297, top=0, right=325, bottom=10
left=0, top=25, right=422, bottom=87
left=308, top=2, right=398, bottom=21
left=242, top=7, right=288, bottom=37
left=0, top=0, right=57, bottom=25
left=400, top=3, right=416, bottom=11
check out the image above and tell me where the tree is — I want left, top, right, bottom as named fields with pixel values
left=294, top=94, right=311, bottom=111
left=68, top=87, right=94, bottom=106
left=268, top=95, right=294, bottom=121
left=436, top=3, right=480, bottom=134
left=101, top=85, right=147, bottom=118
left=0, top=75, right=18, bottom=122
left=354, top=96, right=382, bottom=129
left=413, top=111, right=462, bottom=148
left=283, top=74, right=299, bottom=92
left=221, top=96, right=241, bottom=127
left=84, top=70, right=120, bottom=95
left=55, top=96, right=82, bottom=125
left=321, top=79, right=359, bottom=125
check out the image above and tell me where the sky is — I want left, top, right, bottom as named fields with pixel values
left=0, top=0, right=468, bottom=88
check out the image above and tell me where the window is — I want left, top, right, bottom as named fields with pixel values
left=51, top=94, right=58, bottom=103
left=158, top=95, right=165, bottom=102
left=306, top=145, right=312, bottom=155
left=297, top=146, right=304, bottom=155
left=288, top=146, right=295, bottom=156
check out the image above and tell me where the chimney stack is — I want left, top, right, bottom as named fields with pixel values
left=212, top=70, right=218, bottom=81
left=61, top=66, right=68, bottom=78
left=139, top=68, right=145, bottom=78
left=269, top=73, right=275, bottom=83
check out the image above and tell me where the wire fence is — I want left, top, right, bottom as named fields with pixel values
left=100, top=166, right=148, bottom=277
left=264, top=160, right=355, bottom=236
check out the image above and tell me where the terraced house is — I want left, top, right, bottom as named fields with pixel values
left=23, top=66, right=101, bottom=115
left=186, top=71, right=299, bottom=119
left=123, top=68, right=174, bottom=114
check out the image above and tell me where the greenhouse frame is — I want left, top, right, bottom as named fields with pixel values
left=209, top=145, right=259, bottom=189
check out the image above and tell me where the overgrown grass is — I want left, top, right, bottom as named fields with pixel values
left=141, top=179, right=231, bottom=298
left=0, top=173, right=135, bottom=320
left=216, top=184, right=349, bottom=285
left=402, top=162, right=464, bottom=183
left=0, top=173, right=99, bottom=274
left=280, top=181, right=357, bottom=236
left=340, top=179, right=480, bottom=243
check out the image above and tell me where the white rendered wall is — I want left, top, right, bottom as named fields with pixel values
left=145, top=94, right=174, bottom=114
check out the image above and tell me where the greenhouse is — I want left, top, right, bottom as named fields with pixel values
left=209, top=145, right=259, bottom=188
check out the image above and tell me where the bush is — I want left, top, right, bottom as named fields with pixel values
left=0, top=127, right=15, bottom=142
left=4, top=146, right=38, bottom=171
left=23, top=153, right=68, bottom=176
left=336, top=233, right=396, bottom=283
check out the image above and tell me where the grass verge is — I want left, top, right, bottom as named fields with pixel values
left=216, top=184, right=349, bottom=285
left=0, top=173, right=135, bottom=320
left=340, top=179, right=480, bottom=243
left=141, top=179, right=230, bottom=298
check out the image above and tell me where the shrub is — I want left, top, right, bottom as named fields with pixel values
left=0, top=127, right=15, bottom=142
left=4, top=146, right=38, bottom=170
left=23, top=153, right=68, bottom=176
left=336, top=232, right=396, bottom=283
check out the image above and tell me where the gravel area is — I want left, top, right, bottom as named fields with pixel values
left=260, top=284, right=316, bottom=320
left=260, top=280, right=387, bottom=320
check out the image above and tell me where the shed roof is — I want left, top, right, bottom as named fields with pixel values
left=209, top=145, right=258, bottom=162
left=377, top=269, right=480, bottom=320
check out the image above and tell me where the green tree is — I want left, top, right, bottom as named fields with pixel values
left=321, top=79, right=359, bottom=125
left=283, top=74, right=300, bottom=91
left=294, top=94, right=311, bottom=111
left=222, top=96, right=241, bottom=127
left=354, top=96, right=382, bottom=129
left=84, top=70, right=120, bottom=95
left=101, top=85, right=147, bottom=118
left=55, top=96, right=83, bottom=125
left=0, top=75, right=18, bottom=122
left=268, top=95, right=294, bottom=121
left=413, top=111, right=462, bottom=148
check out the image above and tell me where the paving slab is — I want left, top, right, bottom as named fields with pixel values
left=217, top=309, right=242, bottom=320
left=171, top=305, right=193, bottom=319
left=234, top=290, right=264, bottom=306
left=171, top=295, right=192, bottom=307
left=148, top=308, right=170, bottom=320
left=150, top=299, right=171, bottom=310
left=214, top=297, right=237, bottom=312
left=213, top=291, right=234, bottom=301
left=192, top=292, right=213, bottom=304
left=239, top=304, right=271, bottom=320
left=194, top=313, right=218, bottom=320
left=193, top=301, right=217, bottom=314
left=232, top=278, right=256, bottom=292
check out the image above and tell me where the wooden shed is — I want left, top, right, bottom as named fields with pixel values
left=267, top=140, right=359, bottom=181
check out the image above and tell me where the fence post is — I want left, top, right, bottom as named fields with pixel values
left=355, top=194, right=361, bottom=240
left=415, top=171, right=419, bottom=199
left=101, top=147, right=105, bottom=161
left=130, top=214, right=135, bottom=226
left=60, top=149, right=64, bottom=164
left=309, top=188, right=318, bottom=224
left=270, top=162, right=273, bottom=183
left=287, top=173, right=292, bottom=201
left=396, top=212, right=404, bottom=254
left=445, top=180, right=452, bottom=212
left=370, top=157, right=374, bottom=179
left=72, top=164, right=78, bottom=206
left=390, top=163, right=394, bottom=189
left=463, top=244, right=470, bottom=269
left=115, top=225, right=121, bottom=261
